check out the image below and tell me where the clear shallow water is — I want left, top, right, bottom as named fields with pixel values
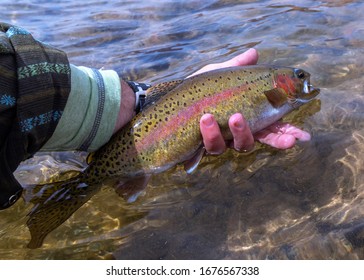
left=1, top=0, right=364, bottom=259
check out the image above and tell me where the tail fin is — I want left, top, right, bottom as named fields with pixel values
left=26, top=173, right=101, bottom=249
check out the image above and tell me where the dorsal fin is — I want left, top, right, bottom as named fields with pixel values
left=264, top=88, right=288, bottom=108
left=142, top=80, right=184, bottom=110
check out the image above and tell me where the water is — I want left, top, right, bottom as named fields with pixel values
left=1, top=0, right=364, bottom=259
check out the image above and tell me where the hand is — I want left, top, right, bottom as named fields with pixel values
left=195, top=48, right=311, bottom=154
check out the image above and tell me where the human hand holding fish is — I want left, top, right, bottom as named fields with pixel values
left=195, top=48, right=312, bottom=154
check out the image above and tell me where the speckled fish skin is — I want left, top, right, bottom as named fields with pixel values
left=26, top=65, right=320, bottom=248
left=87, top=65, right=319, bottom=177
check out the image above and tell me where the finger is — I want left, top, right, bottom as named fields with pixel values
left=220, top=48, right=259, bottom=68
left=188, top=48, right=259, bottom=77
left=266, top=122, right=311, bottom=141
left=200, top=114, right=226, bottom=155
left=254, top=122, right=311, bottom=149
left=255, top=129, right=297, bottom=149
left=228, top=113, right=254, bottom=152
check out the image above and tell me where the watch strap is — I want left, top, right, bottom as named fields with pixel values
left=126, top=81, right=151, bottom=113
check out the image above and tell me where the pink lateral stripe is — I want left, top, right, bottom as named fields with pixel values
left=136, top=85, right=244, bottom=152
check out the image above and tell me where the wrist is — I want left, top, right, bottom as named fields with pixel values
left=113, top=80, right=136, bottom=133
left=113, top=80, right=151, bottom=134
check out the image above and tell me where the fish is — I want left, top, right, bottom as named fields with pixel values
left=25, top=65, right=320, bottom=248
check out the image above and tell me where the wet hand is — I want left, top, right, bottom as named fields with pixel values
left=195, top=48, right=311, bottom=154
left=200, top=114, right=311, bottom=154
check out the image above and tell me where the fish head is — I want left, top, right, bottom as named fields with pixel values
left=273, top=67, right=320, bottom=108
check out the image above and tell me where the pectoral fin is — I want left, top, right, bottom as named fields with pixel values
left=184, top=147, right=206, bottom=174
left=264, top=88, right=288, bottom=108
left=114, top=175, right=151, bottom=203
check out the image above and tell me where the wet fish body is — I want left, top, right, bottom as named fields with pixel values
left=90, top=65, right=319, bottom=178
left=26, top=65, right=320, bottom=248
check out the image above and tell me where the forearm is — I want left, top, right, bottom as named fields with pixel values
left=41, top=66, right=136, bottom=152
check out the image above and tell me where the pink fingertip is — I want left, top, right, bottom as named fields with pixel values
left=298, top=131, right=311, bottom=142
left=234, top=48, right=259, bottom=66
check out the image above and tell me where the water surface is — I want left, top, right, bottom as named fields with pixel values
left=1, top=0, right=364, bottom=259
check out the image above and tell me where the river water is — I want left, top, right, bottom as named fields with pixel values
left=1, top=0, right=364, bottom=259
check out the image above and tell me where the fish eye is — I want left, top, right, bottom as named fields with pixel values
left=294, top=69, right=305, bottom=79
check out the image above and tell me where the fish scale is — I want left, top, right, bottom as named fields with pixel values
left=26, top=65, right=320, bottom=248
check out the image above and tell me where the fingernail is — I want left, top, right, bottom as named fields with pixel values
left=233, top=120, right=244, bottom=129
left=202, top=115, right=214, bottom=127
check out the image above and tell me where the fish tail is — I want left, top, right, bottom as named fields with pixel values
left=26, top=172, right=101, bottom=249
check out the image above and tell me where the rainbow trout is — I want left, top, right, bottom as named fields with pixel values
left=26, top=65, right=320, bottom=248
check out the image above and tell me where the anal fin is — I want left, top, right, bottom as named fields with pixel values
left=114, top=175, right=151, bottom=203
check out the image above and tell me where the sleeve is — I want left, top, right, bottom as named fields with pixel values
left=0, top=22, right=71, bottom=209
left=40, top=64, right=121, bottom=152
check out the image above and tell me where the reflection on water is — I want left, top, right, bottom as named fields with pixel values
left=1, top=0, right=364, bottom=259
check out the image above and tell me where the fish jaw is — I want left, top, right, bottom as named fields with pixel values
left=273, top=67, right=320, bottom=108
left=298, top=77, right=320, bottom=103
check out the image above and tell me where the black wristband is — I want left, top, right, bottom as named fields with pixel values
left=126, top=81, right=151, bottom=113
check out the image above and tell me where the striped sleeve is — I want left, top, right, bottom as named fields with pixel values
left=0, top=22, right=71, bottom=209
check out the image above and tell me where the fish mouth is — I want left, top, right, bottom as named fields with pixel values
left=298, top=78, right=320, bottom=103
